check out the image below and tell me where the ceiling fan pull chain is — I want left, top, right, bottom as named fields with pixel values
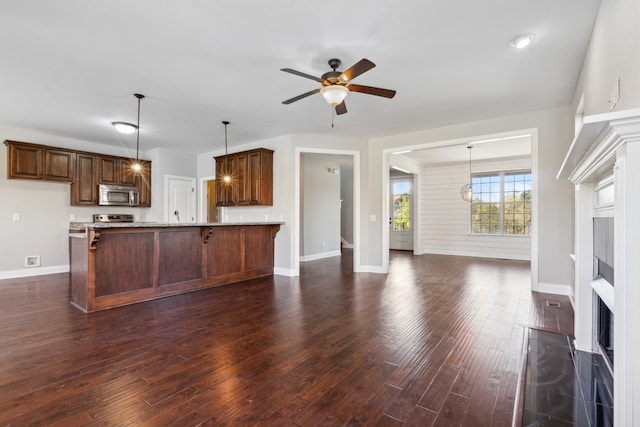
left=331, top=105, right=335, bottom=128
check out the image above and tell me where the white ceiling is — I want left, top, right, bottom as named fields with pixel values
left=0, top=0, right=601, bottom=157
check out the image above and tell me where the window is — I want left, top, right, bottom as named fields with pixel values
left=392, top=181, right=411, bottom=231
left=470, top=171, right=531, bottom=235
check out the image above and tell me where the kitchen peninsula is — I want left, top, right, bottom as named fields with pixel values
left=69, top=222, right=281, bottom=312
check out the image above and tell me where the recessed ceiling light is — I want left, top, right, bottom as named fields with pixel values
left=511, top=33, right=536, bottom=49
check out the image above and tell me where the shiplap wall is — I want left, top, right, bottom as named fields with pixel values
left=420, top=156, right=531, bottom=260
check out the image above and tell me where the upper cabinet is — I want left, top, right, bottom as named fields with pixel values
left=5, top=140, right=75, bottom=182
left=71, top=153, right=99, bottom=205
left=5, top=140, right=151, bottom=207
left=98, top=156, right=137, bottom=186
left=215, top=148, right=273, bottom=207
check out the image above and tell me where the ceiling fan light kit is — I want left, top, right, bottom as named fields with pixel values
left=281, top=58, right=396, bottom=117
left=320, top=85, right=349, bottom=106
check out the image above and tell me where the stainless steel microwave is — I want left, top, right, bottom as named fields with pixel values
left=98, top=184, right=140, bottom=206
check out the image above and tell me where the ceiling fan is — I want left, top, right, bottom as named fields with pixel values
left=280, top=58, right=396, bottom=115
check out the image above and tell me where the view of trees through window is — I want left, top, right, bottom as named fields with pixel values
left=470, top=171, right=531, bottom=235
left=392, top=181, right=411, bottom=231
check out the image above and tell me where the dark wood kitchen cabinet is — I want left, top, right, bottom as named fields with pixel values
left=215, top=148, right=273, bottom=206
left=98, top=156, right=137, bottom=186
left=44, top=148, right=75, bottom=181
left=5, top=139, right=152, bottom=207
left=5, top=140, right=75, bottom=182
left=73, top=155, right=151, bottom=206
left=71, top=153, right=99, bottom=205
left=133, top=159, right=152, bottom=207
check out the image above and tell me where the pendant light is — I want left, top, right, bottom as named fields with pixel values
left=131, top=93, right=145, bottom=172
left=221, top=121, right=231, bottom=183
left=460, top=145, right=474, bottom=202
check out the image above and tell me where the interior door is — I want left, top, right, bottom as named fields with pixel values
left=389, top=176, right=413, bottom=250
left=167, top=176, right=196, bottom=224
left=206, top=180, right=218, bottom=223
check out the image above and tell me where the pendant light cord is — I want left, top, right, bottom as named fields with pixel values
left=468, top=145, right=472, bottom=180
left=222, top=121, right=230, bottom=179
left=134, top=94, right=145, bottom=163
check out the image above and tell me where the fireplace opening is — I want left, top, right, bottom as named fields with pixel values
left=596, top=295, right=614, bottom=368
left=593, top=217, right=614, bottom=285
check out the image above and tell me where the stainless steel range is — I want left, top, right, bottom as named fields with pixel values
left=93, top=214, right=134, bottom=223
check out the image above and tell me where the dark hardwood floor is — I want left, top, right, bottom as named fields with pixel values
left=0, top=250, right=572, bottom=426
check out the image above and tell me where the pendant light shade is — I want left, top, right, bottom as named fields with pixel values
left=460, top=146, right=473, bottom=202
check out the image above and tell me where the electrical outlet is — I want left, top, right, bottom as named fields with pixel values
left=70, top=214, right=77, bottom=221
left=25, top=255, right=40, bottom=267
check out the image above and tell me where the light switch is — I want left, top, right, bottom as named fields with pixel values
left=12, top=213, right=21, bottom=222
left=369, top=214, right=376, bottom=222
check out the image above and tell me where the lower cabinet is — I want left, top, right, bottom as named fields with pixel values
left=70, top=224, right=280, bottom=312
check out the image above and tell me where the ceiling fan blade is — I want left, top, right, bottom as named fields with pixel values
left=339, top=59, right=375, bottom=82
left=348, top=84, right=396, bottom=99
left=280, top=68, right=324, bottom=83
left=282, top=89, right=320, bottom=105
left=335, top=101, right=347, bottom=115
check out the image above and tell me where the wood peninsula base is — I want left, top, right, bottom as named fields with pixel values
left=70, top=223, right=281, bottom=312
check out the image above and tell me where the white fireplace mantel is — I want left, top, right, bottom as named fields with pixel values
left=558, top=108, right=640, bottom=427
left=557, top=107, right=640, bottom=184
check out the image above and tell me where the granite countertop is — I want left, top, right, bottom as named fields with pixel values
left=70, top=221, right=284, bottom=231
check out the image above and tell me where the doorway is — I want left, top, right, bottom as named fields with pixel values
left=294, top=147, right=361, bottom=276
left=389, top=174, right=414, bottom=251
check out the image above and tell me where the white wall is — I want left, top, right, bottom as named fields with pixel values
left=144, top=147, right=197, bottom=222
left=420, top=156, right=531, bottom=260
left=573, top=0, right=640, bottom=116
left=0, top=123, right=154, bottom=278
left=300, top=154, right=341, bottom=260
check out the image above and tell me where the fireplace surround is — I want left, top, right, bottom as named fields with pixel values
left=558, top=107, right=640, bottom=425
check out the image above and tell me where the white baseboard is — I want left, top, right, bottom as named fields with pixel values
left=300, top=250, right=341, bottom=262
left=0, top=265, right=69, bottom=280
left=420, top=249, right=531, bottom=261
left=356, top=265, right=385, bottom=274
left=534, top=281, right=573, bottom=296
left=340, top=237, right=354, bottom=249
left=273, top=267, right=296, bottom=277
